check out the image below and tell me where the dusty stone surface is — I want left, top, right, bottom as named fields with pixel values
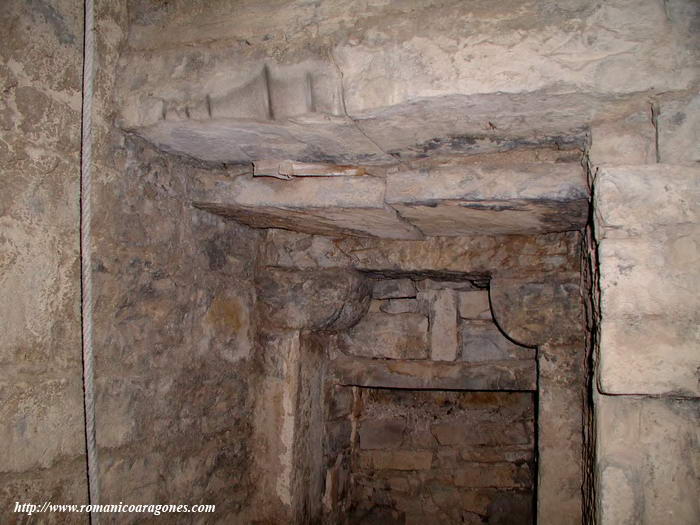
left=117, top=0, right=698, bottom=164
left=192, top=159, right=589, bottom=238
left=339, top=312, right=428, bottom=360
left=589, top=108, right=657, bottom=165
left=91, top=137, right=262, bottom=521
left=256, top=267, right=371, bottom=331
left=596, top=396, right=700, bottom=525
left=372, top=278, right=416, bottom=299
left=460, top=321, right=535, bottom=363
left=538, top=343, right=587, bottom=525
left=379, top=298, right=421, bottom=315
left=385, top=162, right=589, bottom=236
left=350, top=390, right=534, bottom=524
left=329, top=355, right=536, bottom=392
left=658, top=93, right=700, bottom=164
left=594, top=165, right=700, bottom=396
left=458, top=291, right=492, bottom=320
left=0, top=0, right=87, bottom=519
left=489, top=277, right=584, bottom=347
left=422, top=289, right=459, bottom=362
left=262, top=228, right=583, bottom=279
left=193, top=172, right=424, bottom=240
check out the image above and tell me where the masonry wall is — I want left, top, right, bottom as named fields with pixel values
left=0, top=1, right=87, bottom=522
left=590, top=164, right=700, bottom=525
left=91, top=138, right=262, bottom=522
left=350, top=389, right=535, bottom=525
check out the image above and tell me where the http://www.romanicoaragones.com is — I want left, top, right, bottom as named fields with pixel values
left=14, top=501, right=216, bottom=517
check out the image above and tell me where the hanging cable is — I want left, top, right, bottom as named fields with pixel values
left=80, top=0, right=100, bottom=522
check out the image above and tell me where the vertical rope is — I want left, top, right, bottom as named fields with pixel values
left=80, top=0, right=100, bottom=522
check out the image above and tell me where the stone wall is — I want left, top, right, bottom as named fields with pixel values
left=88, top=0, right=263, bottom=520
left=91, top=137, right=262, bottom=523
left=0, top=1, right=87, bottom=522
left=349, top=389, right=535, bottom=525
left=591, top=164, right=700, bottom=524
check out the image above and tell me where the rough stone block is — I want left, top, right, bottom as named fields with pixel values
left=458, top=290, right=492, bottom=320
left=359, top=418, right=407, bottom=450
left=359, top=450, right=433, bottom=471
left=379, top=298, right=421, bottom=314
left=589, top=112, right=656, bottom=165
left=386, top=163, right=589, bottom=235
left=594, top=165, right=700, bottom=396
left=658, top=93, right=700, bottom=164
left=460, top=321, right=534, bottom=363
left=431, top=421, right=532, bottom=447
left=422, top=289, right=459, bottom=362
left=193, top=173, right=424, bottom=240
left=330, top=355, right=537, bottom=391
left=594, top=165, right=700, bottom=240
left=340, top=312, right=429, bottom=360
left=597, top=396, right=700, bottom=525
left=372, top=279, right=417, bottom=299
left=119, top=1, right=697, bottom=164
left=256, top=268, right=371, bottom=331
left=453, top=463, right=531, bottom=488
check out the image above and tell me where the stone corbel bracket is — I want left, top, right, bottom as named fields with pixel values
left=489, top=275, right=585, bottom=348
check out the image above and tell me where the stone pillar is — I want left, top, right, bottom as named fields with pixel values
left=490, top=274, right=587, bottom=525
left=250, top=268, right=371, bottom=523
left=593, top=165, right=700, bottom=524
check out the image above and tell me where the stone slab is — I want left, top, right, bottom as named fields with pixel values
left=458, top=291, right=492, bottom=320
left=339, top=312, right=429, bottom=360
left=372, top=279, right=417, bottom=299
left=329, top=355, right=536, bottom=391
left=119, top=1, right=698, bottom=163
left=594, top=165, right=700, bottom=396
left=596, top=396, right=700, bottom=525
left=192, top=173, right=424, bottom=240
left=460, top=321, right=534, bottom=363
left=423, top=289, right=459, bottom=362
left=386, top=163, right=589, bottom=235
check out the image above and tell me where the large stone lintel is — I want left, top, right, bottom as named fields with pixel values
left=192, top=162, right=589, bottom=239
left=328, top=355, right=536, bottom=391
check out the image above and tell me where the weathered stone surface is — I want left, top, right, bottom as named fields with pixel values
left=256, top=267, right=371, bottom=331
left=359, top=450, right=433, bottom=471
left=0, top=0, right=88, bottom=516
left=589, top=110, right=657, bottom=165
left=339, top=312, right=428, bottom=360
left=359, top=419, right=407, bottom=450
left=351, top=390, right=535, bottom=524
left=489, top=277, right=584, bottom=347
left=379, top=298, right=421, bottom=315
left=596, top=396, right=700, bottom=525
left=458, top=291, right=492, bottom=320
left=329, top=355, right=536, bottom=391
left=193, top=172, right=424, bottom=240
left=193, top=161, right=590, bottom=238
left=91, top=137, right=262, bottom=522
left=330, top=232, right=583, bottom=278
left=594, top=165, right=700, bottom=396
left=658, top=91, right=700, bottom=164
left=118, top=0, right=698, bottom=164
left=386, top=162, right=589, bottom=235
left=453, top=464, right=532, bottom=489
left=372, top=278, right=417, bottom=299
left=431, top=421, right=532, bottom=447
left=460, top=321, right=534, bottom=363
left=422, top=289, right=459, bottom=362
left=594, top=164, right=700, bottom=240
left=261, top=229, right=583, bottom=283
left=538, top=343, right=587, bottom=525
